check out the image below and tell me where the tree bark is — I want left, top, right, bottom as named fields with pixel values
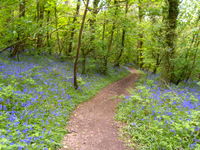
left=89, top=0, right=100, bottom=51
left=81, top=0, right=101, bottom=74
left=36, top=0, right=45, bottom=52
left=55, top=4, right=62, bottom=55
left=163, top=0, right=179, bottom=83
left=114, top=0, right=129, bottom=67
left=81, top=48, right=86, bottom=74
left=46, top=10, right=51, bottom=54
left=68, top=0, right=81, bottom=55
left=103, top=0, right=118, bottom=73
left=73, top=0, right=90, bottom=89
left=137, top=0, right=144, bottom=69
left=10, top=0, right=26, bottom=58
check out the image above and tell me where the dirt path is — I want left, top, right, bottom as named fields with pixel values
left=60, top=69, right=138, bottom=150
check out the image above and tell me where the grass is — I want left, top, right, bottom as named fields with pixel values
left=0, top=54, right=129, bottom=150
left=116, top=73, right=200, bottom=150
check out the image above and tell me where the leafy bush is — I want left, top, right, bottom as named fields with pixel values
left=116, top=74, right=200, bottom=150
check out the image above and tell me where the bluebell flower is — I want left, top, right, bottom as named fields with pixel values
left=170, top=129, right=175, bottom=133
left=152, top=111, right=156, bottom=115
left=172, top=101, right=177, bottom=105
left=166, top=112, right=173, bottom=116
left=182, top=100, right=195, bottom=109
left=20, top=138, right=32, bottom=144
left=14, top=122, right=20, bottom=126
left=22, top=128, right=29, bottom=133
left=18, top=146, right=24, bottom=150
left=0, top=97, right=4, bottom=102
left=50, top=139, right=54, bottom=142
left=190, top=143, right=196, bottom=148
left=125, top=96, right=130, bottom=99
left=194, top=126, right=200, bottom=131
left=131, top=122, right=136, bottom=126
left=66, top=94, right=71, bottom=99
left=194, top=139, right=200, bottom=142
left=3, top=105, right=7, bottom=111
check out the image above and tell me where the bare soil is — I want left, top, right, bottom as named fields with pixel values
left=60, top=69, right=138, bottom=150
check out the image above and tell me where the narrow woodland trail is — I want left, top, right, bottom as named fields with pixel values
left=60, top=69, right=138, bottom=150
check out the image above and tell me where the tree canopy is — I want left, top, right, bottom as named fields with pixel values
left=0, top=0, right=199, bottom=87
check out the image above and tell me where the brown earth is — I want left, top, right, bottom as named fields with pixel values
left=60, top=69, right=138, bottom=150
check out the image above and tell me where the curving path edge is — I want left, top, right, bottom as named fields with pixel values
left=60, top=68, right=138, bottom=150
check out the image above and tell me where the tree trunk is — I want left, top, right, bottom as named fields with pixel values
left=163, top=0, right=179, bottom=83
left=36, top=0, right=45, bottom=52
left=81, top=48, right=86, bottom=74
left=153, top=53, right=161, bottom=74
left=89, top=0, right=100, bottom=51
left=46, top=10, right=51, bottom=54
left=137, top=0, right=144, bottom=69
left=73, top=0, right=90, bottom=89
left=103, top=0, right=117, bottom=73
left=10, top=0, right=26, bottom=58
left=186, top=35, right=200, bottom=81
left=184, top=16, right=200, bottom=82
left=68, top=0, right=81, bottom=55
left=55, top=4, right=61, bottom=55
left=114, top=0, right=128, bottom=67
left=81, top=0, right=101, bottom=72
left=101, top=13, right=106, bottom=71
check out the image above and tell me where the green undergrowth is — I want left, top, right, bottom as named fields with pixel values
left=0, top=55, right=129, bottom=150
left=116, top=72, right=200, bottom=150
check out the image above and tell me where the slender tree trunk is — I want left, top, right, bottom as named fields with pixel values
left=103, top=24, right=115, bottom=73
left=46, top=10, right=51, bottom=54
left=81, top=0, right=101, bottom=73
left=102, top=16, right=106, bottom=44
left=137, top=0, right=144, bottom=69
left=81, top=48, right=86, bottom=74
left=68, top=0, right=81, bottom=55
left=36, top=0, right=45, bottom=53
left=153, top=54, right=161, bottom=74
left=163, top=0, right=179, bottom=83
left=10, top=0, right=26, bottom=58
left=114, top=0, right=128, bottom=67
left=73, top=0, right=90, bottom=89
left=103, top=0, right=117, bottom=73
left=101, top=12, right=106, bottom=64
left=55, top=4, right=61, bottom=55
left=186, top=34, right=200, bottom=81
left=89, top=0, right=100, bottom=51
left=184, top=16, right=200, bottom=81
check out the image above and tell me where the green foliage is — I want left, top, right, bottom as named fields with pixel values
left=0, top=55, right=129, bottom=149
left=0, top=0, right=199, bottom=148
left=0, top=0, right=199, bottom=82
left=116, top=74, right=200, bottom=150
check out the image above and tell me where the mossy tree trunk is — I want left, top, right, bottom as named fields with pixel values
left=163, top=0, right=179, bottom=83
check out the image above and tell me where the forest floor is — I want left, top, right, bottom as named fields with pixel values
left=60, top=68, right=138, bottom=150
